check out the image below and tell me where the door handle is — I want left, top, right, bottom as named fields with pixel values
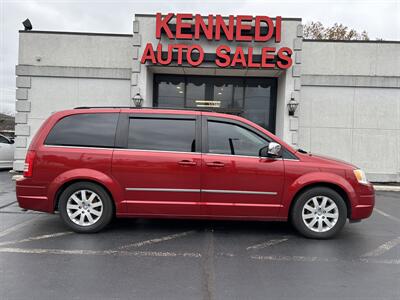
left=178, top=160, right=197, bottom=166
left=206, top=161, right=225, bottom=167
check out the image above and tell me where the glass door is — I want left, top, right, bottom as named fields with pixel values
left=153, top=75, right=277, bottom=133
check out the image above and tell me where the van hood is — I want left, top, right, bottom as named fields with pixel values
left=297, top=151, right=358, bottom=169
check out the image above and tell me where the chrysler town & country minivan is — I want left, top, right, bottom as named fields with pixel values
left=16, top=108, right=375, bottom=238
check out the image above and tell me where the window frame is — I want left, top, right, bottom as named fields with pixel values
left=117, top=113, right=202, bottom=153
left=202, top=116, right=298, bottom=159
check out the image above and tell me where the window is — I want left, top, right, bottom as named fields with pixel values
left=186, top=77, right=207, bottom=108
left=155, top=76, right=185, bottom=108
left=154, top=75, right=277, bottom=132
left=208, top=121, right=268, bottom=156
left=128, top=118, right=196, bottom=152
left=242, top=78, right=275, bottom=130
left=45, top=113, right=118, bottom=148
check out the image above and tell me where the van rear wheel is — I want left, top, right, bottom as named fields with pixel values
left=58, top=182, right=113, bottom=233
left=291, top=187, right=347, bottom=239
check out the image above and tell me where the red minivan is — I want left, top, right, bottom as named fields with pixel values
left=16, top=108, right=374, bottom=238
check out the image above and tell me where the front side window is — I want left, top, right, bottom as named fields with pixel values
left=208, top=121, right=268, bottom=156
left=45, top=113, right=118, bottom=148
left=128, top=118, right=196, bottom=152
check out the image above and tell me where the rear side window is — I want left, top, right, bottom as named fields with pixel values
left=45, top=113, right=118, bottom=148
left=128, top=118, right=196, bottom=152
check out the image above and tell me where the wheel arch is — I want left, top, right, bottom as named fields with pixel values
left=54, top=179, right=116, bottom=214
left=288, top=182, right=352, bottom=220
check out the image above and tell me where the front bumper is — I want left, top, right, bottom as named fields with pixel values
left=350, top=183, right=375, bottom=220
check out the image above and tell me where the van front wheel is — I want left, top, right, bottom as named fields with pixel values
left=58, top=182, right=113, bottom=233
left=291, top=187, right=347, bottom=239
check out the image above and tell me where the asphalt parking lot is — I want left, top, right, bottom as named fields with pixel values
left=0, top=170, right=399, bottom=300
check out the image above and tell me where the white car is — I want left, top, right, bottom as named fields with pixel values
left=0, top=134, right=15, bottom=169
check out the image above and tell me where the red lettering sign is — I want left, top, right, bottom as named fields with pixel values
left=142, top=13, right=293, bottom=69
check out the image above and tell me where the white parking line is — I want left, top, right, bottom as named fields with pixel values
left=0, top=247, right=202, bottom=258
left=362, top=236, right=400, bottom=257
left=0, top=246, right=398, bottom=265
left=0, top=216, right=40, bottom=239
left=359, top=258, right=400, bottom=265
left=251, top=254, right=338, bottom=263
left=246, top=238, right=288, bottom=250
left=117, top=230, right=195, bottom=250
left=374, top=208, right=400, bottom=223
left=0, top=232, right=72, bottom=247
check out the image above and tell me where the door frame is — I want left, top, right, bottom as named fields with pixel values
left=114, top=112, right=204, bottom=216
left=200, top=115, right=287, bottom=218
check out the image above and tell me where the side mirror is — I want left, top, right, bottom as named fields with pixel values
left=259, top=142, right=282, bottom=158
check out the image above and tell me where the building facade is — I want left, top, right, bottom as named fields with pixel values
left=14, top=13, right=400, bottom=182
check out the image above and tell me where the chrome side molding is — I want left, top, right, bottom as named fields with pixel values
left=126, top=188, right=277, bottom=195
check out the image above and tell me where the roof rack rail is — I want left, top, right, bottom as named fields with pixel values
left=73, top=106, right=214, bottom=112
left=74, top=106, right=131, bottom=109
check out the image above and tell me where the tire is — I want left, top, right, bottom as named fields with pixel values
left=58, top=182, right=114, bottom=233
left=290, top=187, right=347, bottom=239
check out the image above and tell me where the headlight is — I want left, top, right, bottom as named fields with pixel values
left=353, top=169, right=368, bottom=184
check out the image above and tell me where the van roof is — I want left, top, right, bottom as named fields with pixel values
left=71, top=106, right=241, bottom=119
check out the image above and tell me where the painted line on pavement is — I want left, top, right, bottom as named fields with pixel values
left=0, top=247, right=202, bottom=258
left=374, top=208, right=400, bottom=223
left=246, top=238, right=288, bottom=250
left=0, top=211, right=42, bottom=215
left=117, top=230, right=195, bottom=250
left=359, top=258, right=400, bottom=265
left=0, top=232, right=72, bottom=247
left=361, top=236, right=400, bottom=257
left=0, top=216, right=41, bottom=239
left=251, top=254, right=338, bottom=263
left=251, top=255, right=400, bottom=265
left=0, top=247, right=399, bottom=265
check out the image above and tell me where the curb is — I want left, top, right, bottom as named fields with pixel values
left=373, top=185, right=400, bottom=192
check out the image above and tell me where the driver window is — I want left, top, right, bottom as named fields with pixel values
left=207, top=121, right=268, bottom=156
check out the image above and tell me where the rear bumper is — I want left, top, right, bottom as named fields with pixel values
left=16, top=178, right=52, bottom=213
left=350, top=184, right=375, bottom=220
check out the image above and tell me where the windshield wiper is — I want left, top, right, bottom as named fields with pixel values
left=297, top=148, right=308, bottom=154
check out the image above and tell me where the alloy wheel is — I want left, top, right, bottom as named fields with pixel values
left=301, top=196, right=339, bottom=233
left=66, top=189, right=103, bottom=226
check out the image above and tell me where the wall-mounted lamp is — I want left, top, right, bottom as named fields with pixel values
left=22, top=19, right=33, bottom=31
left=287, top=97, right=299, bottom=116
left=132, top=93, right=143, bottom=108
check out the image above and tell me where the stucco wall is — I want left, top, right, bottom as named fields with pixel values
left=14, top=32, right=132, bottom=171
left=300, top=41, right=400, bottom=181
left=18, top=31, right=133, bottom=68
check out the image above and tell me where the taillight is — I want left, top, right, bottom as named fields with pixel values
left=23, top=150, right=36, bottom=177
